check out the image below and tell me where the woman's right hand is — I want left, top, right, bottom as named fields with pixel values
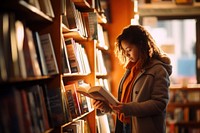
left=93, top=99, right=105, bottom=110
left=92, top=100, right=112, bottom=112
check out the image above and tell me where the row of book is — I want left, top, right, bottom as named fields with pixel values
left=0, top=13, right=59, bottom=81
left=62, top=0, right=105, bottom=15
left=61, top=80, right=93, bottom=121
left=0, top=12, right=93, bottom=81
left=169, top=90, right=200, bottom=103
left=22, top=0, right=54, bottom=18
left=96, top=49, right=108, bottom=75
left=63, top=119, right=90, bottom=133
left=0, top=85, right=50, bottom=133
left=62, top=32, right=109, bottom=76
left=166, top=125, right=200, bottom=133
left=62, top=0, right=97, bottom=39
left=167, top=107, right=200, bottom=123
left=62, top=78, right=115, bottom=133
left=62, top=0, right=109, bottom=49
left=61, top=1, right=113, bottom=132
left=0, top=80, right=94, bottom=132
left=62, top=37, right=91, bottom=75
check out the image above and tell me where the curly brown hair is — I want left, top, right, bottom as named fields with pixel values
left=114, top=25, right=170, bottom=68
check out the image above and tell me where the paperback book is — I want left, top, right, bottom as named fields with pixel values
left=77, top=86, right=119, bottom=106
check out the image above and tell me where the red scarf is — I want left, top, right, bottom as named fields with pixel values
left=118, top=61, right=140, bottom=123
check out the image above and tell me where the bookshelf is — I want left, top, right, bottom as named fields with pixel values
left=166, top=84, right=200, bottom=132
left=0, top=0, right=110, bottom=133
left=138, top=2, right=200, bottom=18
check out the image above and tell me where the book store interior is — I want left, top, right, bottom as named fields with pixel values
left=1, top=0, right=200, bottom=133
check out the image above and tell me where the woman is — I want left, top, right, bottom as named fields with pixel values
left=93, top=25, right=172, bottom=133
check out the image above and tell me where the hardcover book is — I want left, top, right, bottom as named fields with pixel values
left=65, top=38, right=80, bottom=73
left=61, top=35, right=71, bottom=74
left=77, top=86, right=119, bottom=106
left=64, top=84, right=82, bottom=117
left=39, top=33, right=59, bottom=75
left=44, top=87, right=66, bottom=127
left=32, top=31, right=48, bottom=76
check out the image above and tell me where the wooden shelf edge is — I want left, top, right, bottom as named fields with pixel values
left=170, top=84, right=200, bottom=90
left=138, top=3, right=200, bottom=17
left=61, top=108, right=95, bottom=128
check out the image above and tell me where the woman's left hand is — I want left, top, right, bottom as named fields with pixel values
left=110, top=102, right=124, bottom=114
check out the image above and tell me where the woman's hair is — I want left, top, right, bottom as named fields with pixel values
left=114, top=25, right=170, bottom=67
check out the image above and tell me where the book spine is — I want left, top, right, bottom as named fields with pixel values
left=39, top=33, right=59, bottom=75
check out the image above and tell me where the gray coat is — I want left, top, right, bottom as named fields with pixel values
left=121, top=58, right=172, bottom=133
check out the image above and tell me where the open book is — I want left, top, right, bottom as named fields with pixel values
left=77, top=86, right=119, bottom=106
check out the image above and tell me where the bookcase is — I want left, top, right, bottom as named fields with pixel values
left=166, top=84, right=200, bottom=133
left=138, top=1, right=200, bottom=19
left=0, top=0, right=110, bottom=133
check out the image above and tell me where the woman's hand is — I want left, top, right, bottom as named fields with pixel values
left=93, top=100, right=105, bottom=110
left=93, top=100, right=112, bottom=113
left=110, top=102, right=124, bottom=114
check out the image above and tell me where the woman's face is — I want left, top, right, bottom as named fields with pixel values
left=121, top=40, right=139, bottom=62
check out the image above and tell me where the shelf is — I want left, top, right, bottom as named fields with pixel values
left=0, top=75, right=56, bottom=85
left=73, top=0, right=94, bottom=11
left=0, top=0, right=53, bottom=23
left=168, top=102, right=200, bottom=107
left=170, top=84, right=200, bottom=91
left=61, top=108, right=94, bottom=128
left=138, top=2, right=200, bottom=18
left=167, top=121, right=200, bottom=127
left=73, top=0, right=107, bottom=24
left=62, top=73, right=90, bottom=77
left=63, top=31, right=87, bottom=41
left=0, top=0, right=109, bottom=132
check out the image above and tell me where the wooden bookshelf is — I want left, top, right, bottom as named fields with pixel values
left=167, top=84, right=200, bottom=132
left=0, top=0, right=109, bottom=133
left=138, top=2, right=200, bottom=18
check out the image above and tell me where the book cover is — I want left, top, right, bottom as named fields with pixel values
left=44, top=87, right=66, bottom=127
left=62, top=14, right=69, bottom=28
left=96, top=49, right=107, bottom=75
left=65, top=89, right=78, bottom=119
left=77, top=85, right=119, bottom=106
left=66, top=0, right=78, bottom=30
left=20, top=89, right=33, bottom=133
left=96, top=114, right=110, bottom=133
left=63, top=122, right=79, bottom=133
left=1, top=13, right=21, bottom=79
left=39, top=33, right=59, bottom=75
left=81, top=45, right=91, bottom=74
left=26, top=0, right=41, bottom=10
left=74, top=43, right=91, bottom=74
left=97, top=24, right=106, bottom=48
left=0, top=14, right=7, bottom=81
left=29, top=85, right=50, bottom=131
left=32, top=31, right=48, bottom=76
left=65, top=38, right=80, bottom=73
left=0, top=88, right=25, bottom=133
left=24, top=27, right=42, bottom=77
left=15, top=20, right=27, bottom=79
left=26, top=89, right=41, bottom=133
left=61, top=80, right=73, bottom=122
left=64, top=84, right=82, bottom=117
left=61, top=35, right=71, bottom=74
left=45, top=0, right=55, bottom=17
left=73, top=42, right=84, bottom=74
left=67, top=79, right=93, bottom=112
left=81, top=12, right=98, bottom=40
left=78, top=93, right=89, bottom=114
left=23, top=27, right=36, bottom=77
